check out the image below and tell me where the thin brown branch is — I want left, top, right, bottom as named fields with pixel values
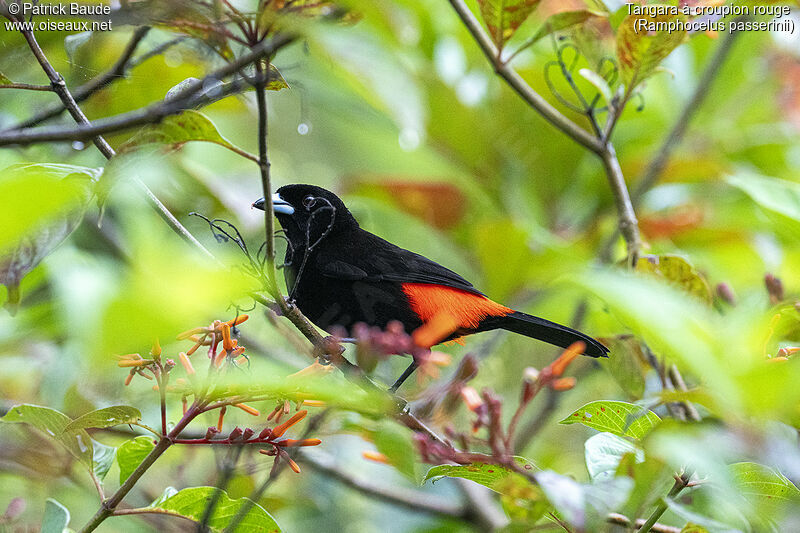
left=7, top=26, right=151, bottom=130
left=0, top=33, right=295, bottom=147
left=637, top=473, right=692, bottom=533
left=447, top=0, right=641, bottom=261
left=599, top=27, right=741, bottom=262
left=606, top=512, right=681, bottom=533
left=0, top=82, right=52, bottom=91
left=11, top=22, right=218, bottom=259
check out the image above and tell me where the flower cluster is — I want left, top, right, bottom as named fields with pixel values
left=116, top=315, right=322, bottom=473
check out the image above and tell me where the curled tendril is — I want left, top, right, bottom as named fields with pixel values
left=191, top=198, right=337, bottom=303
left=189, top=212, right=263, bottom=279
left=543, top=33, right=622, bottom=125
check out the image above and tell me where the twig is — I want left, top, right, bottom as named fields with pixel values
left=302, top=451, right=466, bottom=518
left=0, top=82, right=52, bottom=91
left=11, top=21, right=218, bottom=260
left=254, top=58, right=278, bottom=294
left=447, top=0, right=641, bottom=261
left=79, top=405, right=201, bottom=533
left=5, top=26, right=151, bottom=130
left=599, top=27, right=741, bottom=262
left=637, top=473, right=692, bottom=533
left=600, top=141, right=641, bottom=264
left=0, top=33, right=295, bottom=147
left=606, top=512, right=681, bottom=533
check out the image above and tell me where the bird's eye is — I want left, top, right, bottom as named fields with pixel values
left=302, top=196, right=316, bottom=209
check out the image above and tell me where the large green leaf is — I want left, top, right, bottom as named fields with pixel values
left=727, top=171, right=800, bottom=233
left=524, top=9, right=603, bottom=48
left=477, top=0, right=543, bottom=49
left=0, top=404, right=93, bottom=466
left=41, top=498, right=70, bottom=533
left=0, top=164, right=99, bottom=302
left=536, top=470, right=633, bottom=531
left=560, top=400, right=660, bottom=439
left=636, top=255, right=712, bottom=303
left=117, top=435, right=156, bottom=484
left=92, top=440, right=117, bottom=482
left=423, top=456, right=536, bottom=495
left=153, top=487, right=280, bottom=532
left=372, top=420, right=417, bottom=480
left=584, top=432, right=642, bottom=481
left=616, top=8, right=687, bottom=90
left=120, top=110, right=256, bottom=161
left=64, top=406, right=142, bottom=432
left=729, top=462, right=800, bottom=508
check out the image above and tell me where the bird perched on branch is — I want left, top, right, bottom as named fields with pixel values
left=253, top=184, right=608, bottom=390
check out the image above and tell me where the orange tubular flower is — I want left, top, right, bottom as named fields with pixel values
left=460, top=386, right=483, bottom=412
left=118, top=359, right=150, bottom=368
left=217, top=406, right=227, bottom=431
left=178, top=352, right=195, bottom=375
left=287, top=457, right=301, bottom=473
left=278, top=438, right=322, bottom=447
left=552, top=377, right=577, bottom=391
left=225, top=314, right=249, bottom=327
left=234, top=403, right=260, bottom=416
left=548, top=341, right=585, bottom=377
left=362, top=451, right=389, bottom=464
left=151, top=338, right=162, bottom=357
left=221, top=324, right=233, bottom=351
left=271, top=410, right=308, bottom=438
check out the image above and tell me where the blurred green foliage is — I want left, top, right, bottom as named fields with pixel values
left=1, top=0, right=800, bottom=531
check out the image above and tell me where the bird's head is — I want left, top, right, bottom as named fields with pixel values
left=252, top=184, right=358, bottom=249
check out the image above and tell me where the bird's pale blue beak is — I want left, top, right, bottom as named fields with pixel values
left=252, top=193, right=294, bottom=215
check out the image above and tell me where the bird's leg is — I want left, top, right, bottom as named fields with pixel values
left=389, top=359, right=418, bottom=393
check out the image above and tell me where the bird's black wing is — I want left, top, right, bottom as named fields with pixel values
left=315, top=230, right=484, bottom=296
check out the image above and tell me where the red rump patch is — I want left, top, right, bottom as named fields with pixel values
left=401, top=283, right=513, bottom=330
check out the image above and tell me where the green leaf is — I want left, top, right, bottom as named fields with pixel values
left=92, top=440, right=117, bottom=482
left=602, top=336, right=647, bottom=399
left=64, top=406, right=142, bottom=432
left=266, top=65, right=289, bottom=91
left=526, top=10, right=600, bottom=48
left=153, top=486, right=280, bottom=532
left=536, top=470, right=633, bottom=531
left=616, top=9, right=687, bottom=90
left=372, top=420, right=417, bottom=480
left=477, top=0, right=543, bottom=49
left=422, top=457, right=536, bottom=495
left=0, top=163, right=99, bottom=255
left=681, top=525, right=711, bottom=533
left=584, top=432, right=642, bottom=481
left=41, top=498, right=70, bottom=533
left=727, top=171, right=800, bottom=230
left=664, top=498, right=741, bottom=533
left=729, top=462, right=800, bottom=508
left=636, top=255, right=712, bottom=303
left=117, top=435, right=156, bottom=484
left=119, top=110, right=255, bottom=161
left=578, top=67, right=613, bottom=106
left=1, top=404, right=93, bottom=467
left=561, top=400, right=660, bottom=439
left=0, top=72, right=12, bottom=85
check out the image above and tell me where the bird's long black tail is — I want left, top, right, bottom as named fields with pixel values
left=482, top=311, right=609, bottom=358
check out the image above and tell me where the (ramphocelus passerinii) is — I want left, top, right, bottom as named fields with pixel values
left=253, top=184, right=608, bottom=390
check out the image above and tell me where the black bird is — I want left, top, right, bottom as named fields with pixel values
left=253, top=184, right=608, bottom=390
